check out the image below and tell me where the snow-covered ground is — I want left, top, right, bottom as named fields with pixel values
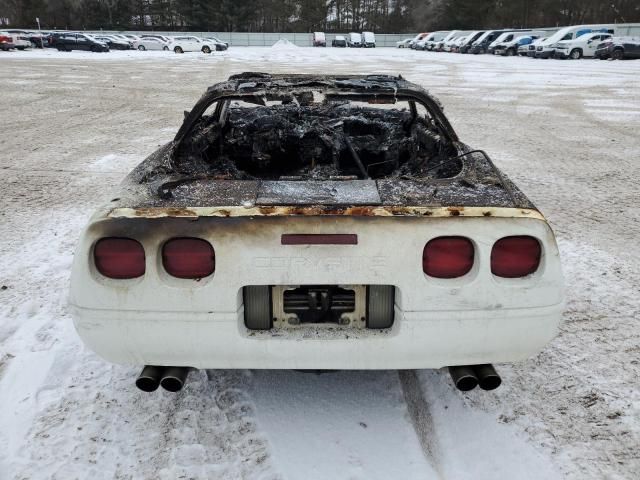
left=0, top=47, right=639, bottom=479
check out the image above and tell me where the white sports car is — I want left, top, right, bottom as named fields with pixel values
left=70, top=73, right=564, bottom=393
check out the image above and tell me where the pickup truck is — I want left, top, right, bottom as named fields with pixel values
left=70, top=73, right=565, bottom=393
left=553, top=32, right=612, bottom=59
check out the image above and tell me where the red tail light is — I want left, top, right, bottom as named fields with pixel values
left=491, top=236, right=541, bottom=278
left=423, top=237, right=474, bottom=278
left=94, top=238, right=145, bottom=279
left=162, top=238, right=215, bottom=279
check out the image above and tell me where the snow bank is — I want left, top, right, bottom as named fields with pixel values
left=271, top=38, right=298, bottom=49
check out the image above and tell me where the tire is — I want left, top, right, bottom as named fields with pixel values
left=612, top=49, right=624, bottom=60
left=163, top=46, right=169, bottom=51
left=174, top=46, right=183, bottom=54
left=366, top=285, right=395, bottom=329
left=506, top=48, right=515, bottom=57
left=138, top=45, right=145, bottom=51
left=569, top=48, right=582, bottom=60
left=202, top=45, right=211, bottom=54
left=244, top=286, right=272, bottom=330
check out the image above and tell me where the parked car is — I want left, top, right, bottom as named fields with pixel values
left=92, top=35, right=132, bottom=50
left=50, top=32, right=109, bottom=52
left=205, top=35, right=229, bottom=50
left=469, top=30, right=509, bottom=54
left=459, top=31, right=485, bottom=53
left=422, top=31, right=450, bottom=51
left=525, top=37, right=547, bottom=57
left=435, top=30, right=467, bottom=51
left=595, top=36, right=640, bottom=60
left=410, top=33, right=430, bottom=49
left=408, top=32, right=429, bottom=49
left=70, top=73, right=564, bottom=393
left=450, top=35, right=469, bottom=53
left=123, top=34, right=142, bottom=43
left=166, top=36, right=215, bottom=54
left=487, top=31, right=544, bottom=54
left=2, top=31, right=31, bottom=50
left=313, top=32, right=326, bottom=47
left=553, top=32, right=612, bottom=59
left=332, top=35, right=347, bottom=47
left=396, top=38, right=413, bottom=48
left=494, top=35, right=538, bottom=56
left=141, top=34, right=173, bottom=44
left=0, top=32, right=15, bottom=50
left=414, top=39, right=428, bottom=51
left=362, top=31, right=375, bottom=47
left=6, top=29, right=46, bottom=48
left=347, top=32, right=362, bottom=47
left=112, top=34, right=136, bottom=44
left=135, top=37, right=168, bottom=51
left=535, top=25, right=615, bottom=58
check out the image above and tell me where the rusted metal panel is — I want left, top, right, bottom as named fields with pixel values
left=107, top=205, right=545, bottom=221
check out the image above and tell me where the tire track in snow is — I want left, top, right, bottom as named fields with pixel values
left=398, top=370, right=444, bottom=479
left=250, top=370, right=439, bottom=480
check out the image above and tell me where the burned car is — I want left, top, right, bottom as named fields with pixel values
left=70, top=73, right=564, bottom=393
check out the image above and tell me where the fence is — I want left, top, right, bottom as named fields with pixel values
left=123, top=31, right=415, bottom=47
left=99, top=23, right=640, bottom=47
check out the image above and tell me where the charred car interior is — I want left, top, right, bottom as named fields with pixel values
left=120, top=72, right=532, bottom=209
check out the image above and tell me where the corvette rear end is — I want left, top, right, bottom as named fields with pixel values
left=70, top=73, right=564, bottom=392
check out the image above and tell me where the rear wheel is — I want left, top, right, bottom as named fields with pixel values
left=612, top=49, right=624, bottom=60
left=506, top=48, right=515, bottom=57
left=138, top=45, right=146, bottom=51
left=244, top=286, right=272, bottom=330
left=569, top=48, right=582, bottom=59
left=366, top=285, right=395, bottom=329
left=163, top=45, right=169, bottom=51
left=202, top=45, right=211, bottom=54
left=174, top=46, right=183, bottom=54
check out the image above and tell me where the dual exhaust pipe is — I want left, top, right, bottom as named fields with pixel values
left=136, top=365, right=190, bottom=393
left=137, top=364, right=500, bottom=393
left=449, top=364, right=501, bottom=391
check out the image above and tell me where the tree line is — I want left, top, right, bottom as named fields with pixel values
left=1, top=0, right=638, bottom=32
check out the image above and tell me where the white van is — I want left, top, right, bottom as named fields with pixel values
left=435, top=30, right=467, bottom=51
left=362, top=31, right=375, bottom=48
left=422, top=31, right=450, bottom=51
left=313, top=32, right=326, bottom=47
left=348, top=32, right=362, bottom=47
left=487, top=31, right=545, bottom=53
left=534, top=25, right=615, bottom=58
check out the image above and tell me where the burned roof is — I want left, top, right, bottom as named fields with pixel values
left=107, top=73, right=537, bottom=217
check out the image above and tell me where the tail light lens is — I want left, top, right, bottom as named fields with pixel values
left=423, top=237, right=474, bottom=278
left=94, top=238, right=145, bottom=279
left=491, top=236, right=541, bottom=278
left=162, top=238, right=215, bottom=279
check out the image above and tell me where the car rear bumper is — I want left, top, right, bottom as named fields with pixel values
left=71, top=302, right=563, bottom=369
